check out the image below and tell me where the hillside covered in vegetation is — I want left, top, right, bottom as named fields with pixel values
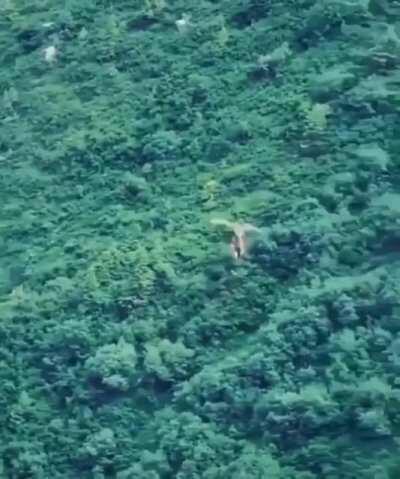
left=1, top=0, right=400, bottom=477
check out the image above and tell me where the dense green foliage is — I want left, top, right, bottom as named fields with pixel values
left=1, top=0, right=400, bottom=477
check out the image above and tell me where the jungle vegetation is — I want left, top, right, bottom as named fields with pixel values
left=1, top=0, right=400, bottom=477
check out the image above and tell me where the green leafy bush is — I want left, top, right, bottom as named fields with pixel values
left=85, top=338, right=138, bottom=391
